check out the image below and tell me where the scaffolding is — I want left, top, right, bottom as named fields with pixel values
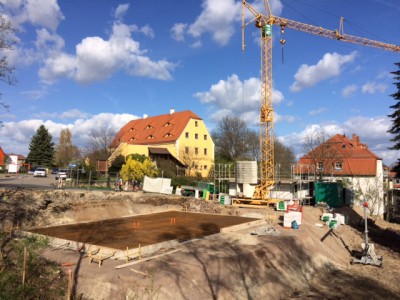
left=213, top=163, right=236, bottom=195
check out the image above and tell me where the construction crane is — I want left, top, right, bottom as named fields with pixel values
left=241, top=0, right=400, bottom=201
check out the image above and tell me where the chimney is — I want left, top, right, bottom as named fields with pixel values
left=143, top=114, right=148, bottom=119
left=170, top=108, right=175, bottom=114
left=352, top=134, right=360, bottom=146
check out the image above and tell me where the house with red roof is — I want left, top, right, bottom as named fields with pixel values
left=109, top=109, right=215, bottom=178
left=0, top=147, right=6, bottom=171
left=296, top=134, right=384, bottom=214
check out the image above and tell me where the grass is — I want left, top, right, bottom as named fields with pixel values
left=0, top=232, right=67, bottom=299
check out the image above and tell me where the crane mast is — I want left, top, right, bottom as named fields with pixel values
left=242, top=0, right=400, bottom=201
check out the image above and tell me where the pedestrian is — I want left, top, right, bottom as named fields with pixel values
left=119, top=178, right=123, bottom=191
left=58, top=176, right=63, bottom=189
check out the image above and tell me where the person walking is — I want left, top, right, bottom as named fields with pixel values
left=119, top=178, right=123, bottom=191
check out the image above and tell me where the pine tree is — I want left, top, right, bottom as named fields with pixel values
left=387, top=62, right=400, bottom=173
left=26, top=125, right=55, bottom=166
left=388, top=62, right=400, bottom=149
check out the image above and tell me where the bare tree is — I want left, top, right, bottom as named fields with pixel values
left=275, top=138, right=296, bottom=178
left=353, top=176, right=384, bottom=216
left=54, top=129, right=80, bottom=167
left=179, top=146, right=202, bottom=177
left=303, top=129, right=344, bottom=180
left=212, top=116, right=250, bottom=161
left=0, top=16, right=17, bottom=122
left=84, top=125, right=116, bottom=165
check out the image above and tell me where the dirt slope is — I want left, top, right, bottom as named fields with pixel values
left=1, top=189, right=399, bottom=299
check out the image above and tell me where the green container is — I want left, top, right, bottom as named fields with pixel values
left=315, top=182, right=344, bottom=208
left=278, top=201, right=286, bottom=210
left=220, top=195, right=225, bottom=205
left=329, top=220, right=337, bottom=228
left=322, top=216, right=330, bottom=222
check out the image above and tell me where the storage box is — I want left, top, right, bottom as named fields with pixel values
left=283, top=211, right=302, bottom=228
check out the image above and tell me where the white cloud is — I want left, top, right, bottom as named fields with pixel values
left=280, top=115, right=396, bottom=165
left=2, top=0, right=64, bottom=31
left=39, top=53, right=76, bottom=84
left=194, top=74, right=285, bottom=123
left=309, top=107, right=327, bottom=116
left=21, top=84, right=50, bottom=100
left=275, top=113, right=296, bottom=123
left=190, top=40, right=202, bottom=48
left=171, top=23, right=187, bottom=42
left=35, top=28, right=65, bottom=51
left=361, top=82, right=387, bottom=94
left=0, top=112, right=138, bottom=155
left=138, top=25, right=155, bottom=39
left=290, top=51, right=357, bottom=92
left=172, top=0, right=281, bottom=47
left=114, top=3, right=130, bottom=20
left=342, top=84, right=358, bottom=97
left=188, top=0, right=241, bottom=46
left=39, top=22, right=176, bottom=84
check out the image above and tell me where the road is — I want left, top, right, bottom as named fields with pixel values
left=0, top=173, right=58, bottom=189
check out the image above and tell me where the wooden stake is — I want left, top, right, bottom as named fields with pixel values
left=22, top=247, right=27, bottom=286
left=67, top=268, right=72, bottom=300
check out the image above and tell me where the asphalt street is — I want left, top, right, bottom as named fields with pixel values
left=0, top=173, right=58, bottom=189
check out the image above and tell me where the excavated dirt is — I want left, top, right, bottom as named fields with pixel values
left=1, top=188, right=400, bottom=299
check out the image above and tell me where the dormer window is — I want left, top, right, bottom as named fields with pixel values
left=164, top=122, right=173, bottom=127
left=342, top=144, right=346, bottom=148
left=147, top=135, right=155, bottom=139
left=146, top=125, right=153, bottom=129
left=129, top=128, right=136, bottom=132
left=129, top=137, right=136, bottom=141
left=335, top=162, right=342, bottom=170
left=164, top=133, right=173, bottom=137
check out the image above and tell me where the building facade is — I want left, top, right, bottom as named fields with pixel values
left=109, top=109, right=215, bottom=178
left=296, top=134, right=384, bottom=215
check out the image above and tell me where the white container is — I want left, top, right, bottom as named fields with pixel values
left=224, top=195, right=231, bottom=205
left=283, top=211, right=302, bottom=227
left=332, top=213, right=345, bottom=225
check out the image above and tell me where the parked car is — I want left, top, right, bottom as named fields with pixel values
left=180, top=185, right=198, bottom=197
left=28, top=166, right=37, bottom=175
left=56, top=169, right=69, bottom=180
left=51, top=168, right=59, bottom=174
left=33, top=168, right=47, bottom=177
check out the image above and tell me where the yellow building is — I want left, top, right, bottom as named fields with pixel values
left=109, top=109, right=215, bottom=178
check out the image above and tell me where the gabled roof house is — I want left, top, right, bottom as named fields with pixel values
left=297, top=134, right=381, bottom=177
left=0, top=147, right=6, bottom=170
left=296, top=133, right=384, bottom=214
left=109, top=109, right=215, bottom=178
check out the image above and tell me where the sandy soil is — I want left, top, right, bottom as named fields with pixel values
left=1, top=188, right=399, bottom=299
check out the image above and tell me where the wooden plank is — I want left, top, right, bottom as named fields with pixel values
left=115, top=249, right=180, bottom=269
left=130, top=268, right=151, bottom=277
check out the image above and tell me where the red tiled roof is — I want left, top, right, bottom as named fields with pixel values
left=8, top=153, right=27, bottom=160
left=111, top=110, right=202, bottom=148
left=298, top=134, right=380, bottom=176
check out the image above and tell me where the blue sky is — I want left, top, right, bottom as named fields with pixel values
left=0, top=0, right=399, bottom=166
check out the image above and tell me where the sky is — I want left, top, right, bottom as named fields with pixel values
left=0, top=0, right=399, bottom=166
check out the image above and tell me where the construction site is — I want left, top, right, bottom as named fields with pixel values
left=0, top=187, right=399, bottom=299
left=0, top=0, right=399, bottom=299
